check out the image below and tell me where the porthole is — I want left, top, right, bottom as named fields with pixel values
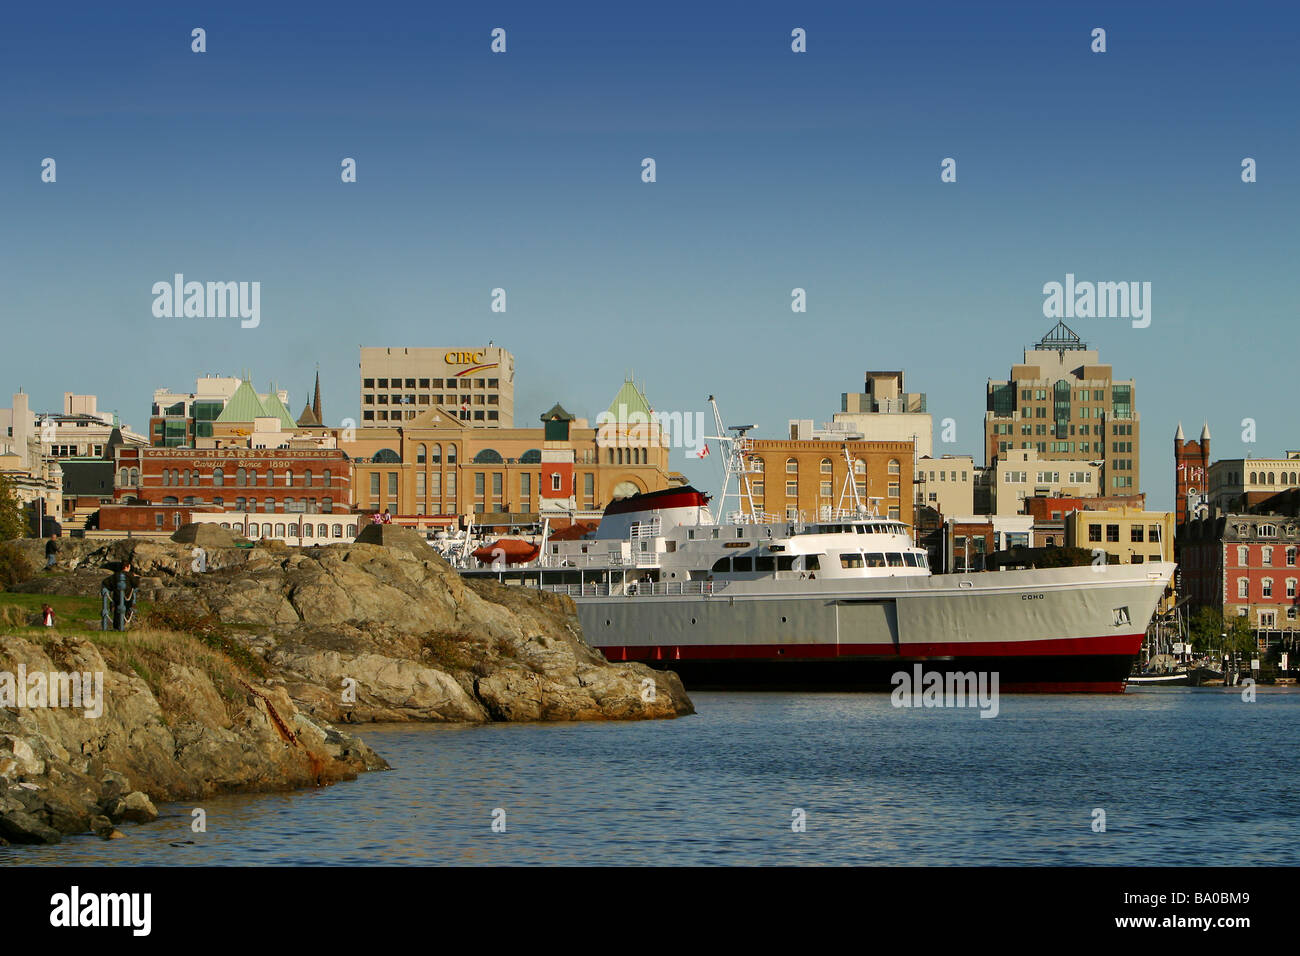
left=605, top=620, right=611, bottom=626
left=781, top=616, right=788, bottom=623
left=691, top=618, right=697, bottom=624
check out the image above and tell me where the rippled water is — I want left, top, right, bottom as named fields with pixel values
left=5, top=688, right=1299, bottom=866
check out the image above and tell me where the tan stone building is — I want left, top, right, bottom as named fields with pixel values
left=1208, top=452, right=1300, bottom=513
left=360, top=346, right=515, bottom=427
left=342, top=382, right=679, bottom=530
left=743, top=438, right=914, bottom=525
left=984, top=321, right=1139, bottom=495
left=1066, top=507, right=1175, bottom=565
left=916, top=454, right=975, bottom=516
left=994, top=447, right=1103, bottom=515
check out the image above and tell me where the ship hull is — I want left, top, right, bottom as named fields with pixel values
left=571, top=564, right=1173, bottom=694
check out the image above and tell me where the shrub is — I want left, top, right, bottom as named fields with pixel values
left=0, top=542, right=34, bottom=588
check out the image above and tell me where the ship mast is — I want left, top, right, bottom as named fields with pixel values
left=834, top=445, right=876, bottom=518
left=707, top=395, right=762, bottom=524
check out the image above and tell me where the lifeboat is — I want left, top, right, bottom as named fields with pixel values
left=472, top=539, right=540, bottom=564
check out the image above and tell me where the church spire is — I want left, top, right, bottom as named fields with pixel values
left=312, top=367, right=322, bottom=422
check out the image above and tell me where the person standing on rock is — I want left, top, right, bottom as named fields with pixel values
left=44, top=533, right=58, bottom=569
left=41, top=603, right=55, bottom=627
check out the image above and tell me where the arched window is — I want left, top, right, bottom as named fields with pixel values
left=236, top=467, right=246, bottom=486
left=317, top=523, right=328, bottom=537
left=323, top=497, right=333, bottom=512
left=854, top=459, right=866, bottom=475
left=261, top=523, right=273, bottom=537
left=417, top=444, right=427, bottom=464
left=303, top=523, right=314, bottom=538
left=473, top=448, right=503, bottom=464
left=332, top=524, right=343, bottom=538
left=303, top=469, right=312, bottom=487
left=284, top=469, right=292, bottom=486
left=264, top=497, right=274, bottom=512
left=323, top=469, right=331, bottom=487
left=750, top=457, right=764, bottom=473
left=274, top=523, right=286, bottom=537
left=888, top=459, right=900, bottom=475
left=213, top=467, right=224, bottom=487
left=786, top=457, right=798, bottom=474
left=1251, top=472, right=1257, bottom=484
left=160, top=469, right=169, bottom=486
left=183, top=469, right=191, bottom=486
left=284, top=497, right=294, bottom=511
left=130, top=468, right=140, bottom=485
left=248, top=469, right=258, bottom=486
left=447, top=444, right=457, bottom=464
left=163, top=496, right=178, bottom=505
left=820, top=458, right=832, bottom=474
left=431, top=444, right=442, bottom=464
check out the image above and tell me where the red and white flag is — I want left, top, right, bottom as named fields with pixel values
left=692, top=444, right=710, bottom=459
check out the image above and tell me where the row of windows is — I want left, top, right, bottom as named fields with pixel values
left=1249, top=471, right=1300, bottom=486
left=1232, top=545, right=1298, bottom=566
left=748, top=457, right=892, bottom=475
left=1236, top=578, right=1299, bottom=599
left=365, top=394, right=500, bottom=406
left=364, top=409, right=499, bottom=422
left=363, top=377, right=499, bottom=389
left=153, top=467, right=333, bottom=488
left=1087, top=524, right=1165, bottom=543
left=751, top=481, right=898, bottom=499
left=156, top=496, right=334, bottom=511
left=217, top=521, right=356, bottom=538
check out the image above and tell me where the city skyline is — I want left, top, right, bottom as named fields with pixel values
left=4, top=1, right=1297, bottom=512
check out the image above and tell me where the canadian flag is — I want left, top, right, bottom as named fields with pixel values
left=692, top=444, right=710, bottom=459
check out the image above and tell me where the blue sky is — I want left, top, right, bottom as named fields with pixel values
left=2, top=1, right=1295, bottom=510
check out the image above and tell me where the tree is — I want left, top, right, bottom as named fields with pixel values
left=0, top=474, right=27, bottom=541
left=1189, top=606, right=1256, bottom=658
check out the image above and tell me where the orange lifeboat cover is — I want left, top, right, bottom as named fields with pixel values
left=472, top=539, right=540, bottom=564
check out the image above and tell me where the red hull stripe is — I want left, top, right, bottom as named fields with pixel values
left=597, top=633, right=1144, bottom=661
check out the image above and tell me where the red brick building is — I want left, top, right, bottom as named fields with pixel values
left=1174, top=422, right=1210, bottom=525
left=97, top=503, right=223, bottom=535
left=1180, top=512, right=1300, bottom=638
left=113, top=446, right=351, bottom=515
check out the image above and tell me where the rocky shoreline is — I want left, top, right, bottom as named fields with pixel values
left=0, top=528, right=693, bottom=845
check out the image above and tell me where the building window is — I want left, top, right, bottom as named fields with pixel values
left=1238, top=578, right=1249, bottom=599
left=785, top=481, right=798, bottom=497
left=1106, top=524, right=1119, bottom=542
left=1262, top=578, right=1273, bottom=598
left=1131, top=525, right=1143, bottom=542
left=1263, top=547, right=1273, bottom=566
left=1238, top=545, right=1249, bottom=566
left=551, top=473, right=561, bottom=492
left=819, top=481, right=832, bottom=497
left=370, top=473, right=380, bottom=497
left=387, top=472, right=398, bottom=497
left=888, top=459, right=900, bottom=475
left=1287, top=578, right=1297, bottom=599
left=820, top=458, right=832, bottom=474
left=786, top=458, right=798, bottom=474
left=417, top=444, right=427, bottom=464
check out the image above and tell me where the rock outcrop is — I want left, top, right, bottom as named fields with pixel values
left=14, top=534, right=693, bottom=724
left=3, top=533, right=693, bottom=844
left=0, top=631, right=384, bottom=845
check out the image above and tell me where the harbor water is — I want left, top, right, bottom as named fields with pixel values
left=4, top=688, right=1298, bottom=866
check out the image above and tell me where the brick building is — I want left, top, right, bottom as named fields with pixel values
left=744, top=438, right=914, bottom=525
left=1179, top=512, right=1300, bottom=639
left=113, top=446, right=351, bottom=515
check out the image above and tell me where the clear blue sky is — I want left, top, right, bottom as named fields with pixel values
left=2, top=1, right=1295, bottom=511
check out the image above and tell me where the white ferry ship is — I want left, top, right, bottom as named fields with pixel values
left=446, top=403, right=1174, bottom=693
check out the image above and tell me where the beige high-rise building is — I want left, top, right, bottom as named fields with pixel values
left=984, top=321, right=1139, bottom=496
left=360, top=346, right=515, bottom=428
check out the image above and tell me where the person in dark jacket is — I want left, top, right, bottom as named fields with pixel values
left=44, top=534, right=58, bottom=569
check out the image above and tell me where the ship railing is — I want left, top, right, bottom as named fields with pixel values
left=623, top=581, right=722, bottom=597
left=629, top=517, right=662, bottom=539
left=633, top=551, right=660, bottom=568
left=726, top=509, right=784, bottom=525
left=540, top=583, right=613, bottom=597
